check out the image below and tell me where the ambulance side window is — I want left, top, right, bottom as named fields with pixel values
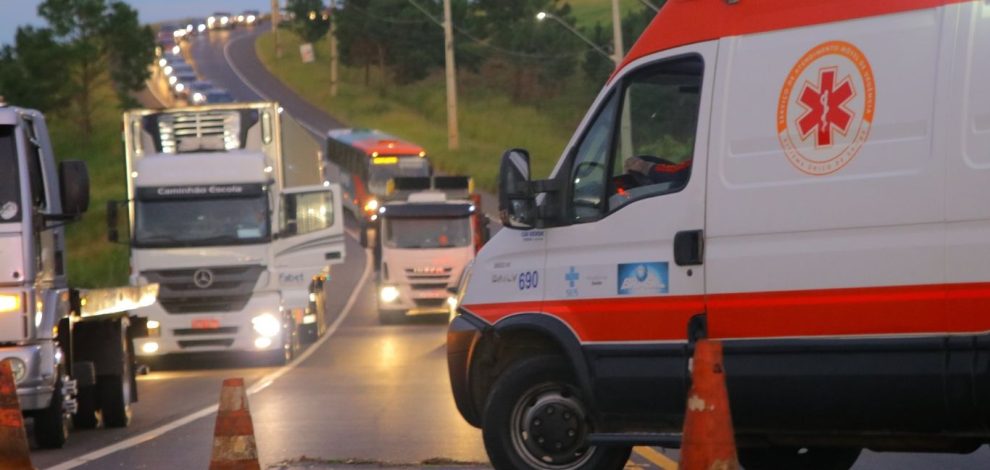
left=608, top=56, right=703, bottom=212
left=569, top=92, right=620, bottom=223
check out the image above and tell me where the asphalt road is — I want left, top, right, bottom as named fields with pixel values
left=27, top=24, right=990, bottom=470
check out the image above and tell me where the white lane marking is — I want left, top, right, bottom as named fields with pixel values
left=223, top=32, right=325, bottom=137
left=46, top=248, right=373, bottom=470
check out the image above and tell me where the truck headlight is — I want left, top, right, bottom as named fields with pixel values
left=0, top=294, right=21, bottom=313
left=2, top=358, right=27, bottom=384
left=142, top=342, right=160, bottom=354
left=252, top=313, right=280, bottom=338
left=363, top=198, right=379, bottom=213
left=379, top=286, right=400, bottom=303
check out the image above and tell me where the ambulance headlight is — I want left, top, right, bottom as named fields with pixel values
left=2, top=358, right=27, bottom=384
left=252, top=313, right=281, bottom=338
left=379, top=286, right=400, bottom=303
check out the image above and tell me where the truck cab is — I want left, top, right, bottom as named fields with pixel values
left=120, top=103, right=345, bottom=363
left=0, top=104, right=150, bottom=448
left=376, top=176, right=485, bottom=324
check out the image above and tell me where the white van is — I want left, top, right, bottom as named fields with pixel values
left=447, top=1, right=990, bottom=469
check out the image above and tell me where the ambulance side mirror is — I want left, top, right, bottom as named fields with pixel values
left=498, top=149, right=536, bottom=229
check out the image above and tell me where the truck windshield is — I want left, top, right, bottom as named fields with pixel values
left=134, top=195, right=270, bottom=247
left=0, top=126, right=21, bottom=223
left=368, top=157, right=431, bottom=195
left=383, top=216, right=472, bottom=249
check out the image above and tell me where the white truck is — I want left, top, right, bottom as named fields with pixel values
left=375, top=176, right=487, bottom=324
left=117, top=102, right=345, bottom=363
left=0, top=103, right=157, bottom=448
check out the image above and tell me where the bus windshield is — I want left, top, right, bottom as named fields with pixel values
left=368, top=157, right=430, bottom=195
left=383, top=216, right=472, bottom=249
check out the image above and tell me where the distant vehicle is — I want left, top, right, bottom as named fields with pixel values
left=323, top=129, right=431, bottom=247
left=161, top=59, right=190, bottom=76
left=170, top=71, right=198, bottom=98
left=187, top=81, right=214, bottom=105
left=375, top=176, right=489, bottom=324
left=241, top=10, right=261, bottom=25
left=203, top=89, right=235, bottom=104
left=164, top=63, right=193, bottom=80
left=208, top=12, right=234, bottom=30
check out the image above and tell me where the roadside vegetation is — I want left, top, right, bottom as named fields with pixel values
left=0, top=0, right=154, bottom=287
left=262, top=0, right=659, bottom=189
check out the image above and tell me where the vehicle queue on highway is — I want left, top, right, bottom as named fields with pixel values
left=7, top=1, right=990, bottom=469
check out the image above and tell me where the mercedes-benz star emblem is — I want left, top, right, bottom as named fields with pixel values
left=193, top=269, right=214, bottom=289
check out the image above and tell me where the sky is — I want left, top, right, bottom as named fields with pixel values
left=0, top=0, right=273, bottom=45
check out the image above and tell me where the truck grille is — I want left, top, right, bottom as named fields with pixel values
left=410, top=283, right=448, bottom=291
left=173, top=327, right=239, bottom=336
left=143, top=265, right=264, bottom=314
left=178, top=339, right=235, bottom=349
left=405, top=267, right=452, bottom=281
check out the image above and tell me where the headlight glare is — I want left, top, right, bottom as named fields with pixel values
left=379, top=286, right=400, bottom=303
left=252, top=313, right=281, bottom=338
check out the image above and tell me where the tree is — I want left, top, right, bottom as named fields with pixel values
left=33, top=0, right=154, bottom=133
left=287, top=0, right=330, bottom=44
left=0, top=26, right=72, bottom=111
left=582, top=4, right=662, bottom=85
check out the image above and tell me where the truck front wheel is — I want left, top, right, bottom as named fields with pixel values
left=33, top=375, right=71, bottom=449
left=738, top=446, right=862, bottom=470
left=482, top=356, right=631, bottom=470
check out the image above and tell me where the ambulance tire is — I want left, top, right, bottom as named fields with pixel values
left=738, top=446, right=862, bottom=470
left=482, top=355, right=631, bottom=470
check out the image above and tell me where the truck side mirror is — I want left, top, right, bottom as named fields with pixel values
left=498, top=149, right=536, bottom=229
left=59, top=161, right=90, bottom=217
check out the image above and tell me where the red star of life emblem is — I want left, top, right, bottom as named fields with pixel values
left=796, top=67, right=856, bottom=148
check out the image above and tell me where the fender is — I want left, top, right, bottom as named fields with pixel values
left=453, top=307, right=598, bottom=426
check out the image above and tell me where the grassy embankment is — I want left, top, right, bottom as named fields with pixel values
left=256, top=30, right=608, bottom=190
left=569, top=0, right=645, bottom=27
left=48, top=83, right=129, bottom=288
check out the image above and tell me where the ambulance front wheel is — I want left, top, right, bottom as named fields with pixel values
left=738, top=446, right=861, bottom=470
left=482, top=355, right=631, bottom=470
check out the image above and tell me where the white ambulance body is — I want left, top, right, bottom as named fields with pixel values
left=447, top=1, right=990, bottom=469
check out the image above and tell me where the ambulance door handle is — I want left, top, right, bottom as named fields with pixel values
left=674, top=230, right=704, bottom=266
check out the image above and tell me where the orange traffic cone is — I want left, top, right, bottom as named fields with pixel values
left=209, top=378, right=261, bottom=470
left=0, top=359, right=35, bottom=470
left=680, top=340, right=739, bottom=470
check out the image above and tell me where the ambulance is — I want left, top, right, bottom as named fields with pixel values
left=446, top=1, right=990, bottom=469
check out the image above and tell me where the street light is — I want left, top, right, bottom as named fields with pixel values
left=536, top=11, right=617, bottom=65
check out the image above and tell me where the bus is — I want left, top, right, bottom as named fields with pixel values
left=323, top=128, right=432, bottom=246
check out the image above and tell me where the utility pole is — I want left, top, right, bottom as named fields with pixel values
left=442, top=0, right=460, bottom=150
left=329, top=0, right=338, bottom=97
left=610, top=0, right=624, bottom=64
left=271, top=0, right=282, bottom=59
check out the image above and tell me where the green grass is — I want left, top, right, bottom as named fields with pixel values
left=257, top=31, right=603, bottom=190
left=568, top=0, right=644, bottom=28
left=47, top=82, right=129, bottom=288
